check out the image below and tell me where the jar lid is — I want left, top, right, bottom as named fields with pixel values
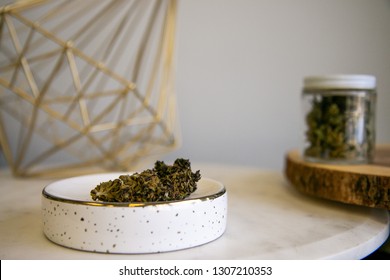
left=303, top=75, right=376, bottom=90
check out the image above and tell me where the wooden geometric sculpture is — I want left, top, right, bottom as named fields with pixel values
left=0, top=0, right=179, bottom=177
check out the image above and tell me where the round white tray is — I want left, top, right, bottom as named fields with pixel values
left=41, top=173, right=227, bottom=254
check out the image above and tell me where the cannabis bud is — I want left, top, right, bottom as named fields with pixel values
left=90, top=158, right=201, bottom=202
left=304, top=95, right=374, bottom=160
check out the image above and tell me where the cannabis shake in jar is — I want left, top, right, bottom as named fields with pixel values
left=302, top=75, right=376, bottom=164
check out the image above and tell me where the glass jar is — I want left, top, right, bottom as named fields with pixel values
left=302, top=75, right=376, bottom=164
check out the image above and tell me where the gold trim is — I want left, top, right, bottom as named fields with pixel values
left=42, top=185, right=227, bottom=208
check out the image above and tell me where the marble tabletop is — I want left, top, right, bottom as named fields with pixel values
left=0, top=163, right=389, bottom=260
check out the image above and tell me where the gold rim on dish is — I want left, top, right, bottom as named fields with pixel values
left=42, top=179, right=226, bottom=208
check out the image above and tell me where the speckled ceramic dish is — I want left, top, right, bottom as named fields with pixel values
left=41, top=173, right=227, bottom=254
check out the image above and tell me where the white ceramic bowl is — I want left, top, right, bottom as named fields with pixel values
left=41, top=173, right=227, bottom=254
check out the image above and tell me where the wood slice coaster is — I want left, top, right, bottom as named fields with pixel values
left=284, top=145, right=390, bottom=210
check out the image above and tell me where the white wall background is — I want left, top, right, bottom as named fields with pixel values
left=162, top=0, right=390, bottom=170
left=1, top=0, right=389, bottom=171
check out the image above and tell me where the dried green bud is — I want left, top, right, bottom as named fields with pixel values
left=304, top=95, right=373, bottom=160
left=90, top=158, right=201, bottom=203
left=154, top=158, right=201, bottom=201
left=90, top=178, right=124, bottom=202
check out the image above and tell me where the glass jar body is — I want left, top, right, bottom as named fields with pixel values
left=302, top=89, right=376, bottom=164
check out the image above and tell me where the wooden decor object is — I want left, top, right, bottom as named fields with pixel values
left=285, top=146, right=390, bottom=210
left=0, top=0, right=179, bottom=177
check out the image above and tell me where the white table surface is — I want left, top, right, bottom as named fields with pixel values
left=1, top=163, right=389, bottom=260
